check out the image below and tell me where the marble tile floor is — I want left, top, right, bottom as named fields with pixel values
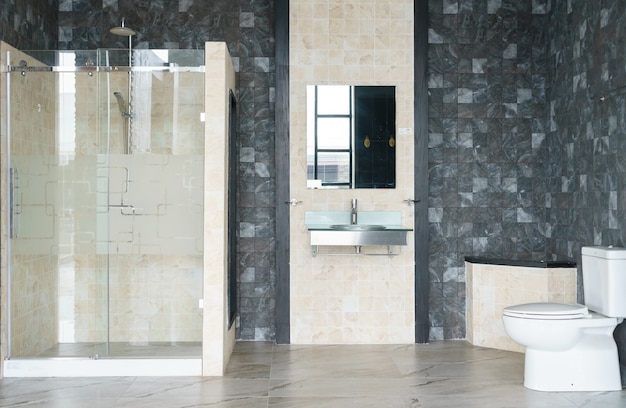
left=0, top=341, right=624, bottom=407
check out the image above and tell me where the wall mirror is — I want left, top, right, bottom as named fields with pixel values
left=306, top=85, right=396, bottom=189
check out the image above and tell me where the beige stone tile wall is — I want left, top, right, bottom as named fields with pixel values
left=466, top=262, right=578, bottom=353
left=289, top=0, right=416, bottom=344
left=202, top=41, right=236, bottom=375
left=106, top=255, right=203, bottom=343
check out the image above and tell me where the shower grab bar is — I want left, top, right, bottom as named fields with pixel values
left=108, top=204, right=136, bottom=215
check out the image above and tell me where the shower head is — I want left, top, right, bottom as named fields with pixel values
left=110, top=18, right=136, bottom=36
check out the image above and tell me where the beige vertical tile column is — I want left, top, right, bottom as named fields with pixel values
left=202, top=42, right=237, bottom=375
left=289, top=1, right=416, bottom=344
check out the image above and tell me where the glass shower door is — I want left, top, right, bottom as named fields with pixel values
left=6, top=49, right=109, bottom=359
left=5, top=48, right=205, bottom=361
left=99, top=49, right=205, bottom=358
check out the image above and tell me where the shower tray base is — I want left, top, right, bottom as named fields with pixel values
left=3, top=358, right=202, bottom=377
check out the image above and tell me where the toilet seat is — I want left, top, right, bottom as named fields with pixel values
left=503, top=302, right=589, bottom=320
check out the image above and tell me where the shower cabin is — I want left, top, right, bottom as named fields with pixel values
left=0, top=42, right=237, bottom=377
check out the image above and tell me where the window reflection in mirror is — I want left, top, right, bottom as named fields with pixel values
left=306, top=85, right=396, bottom=189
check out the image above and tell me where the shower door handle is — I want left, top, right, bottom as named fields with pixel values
left=9, top=168, right=19, bottom=238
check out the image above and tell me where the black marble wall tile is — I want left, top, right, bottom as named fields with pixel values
left=428, top=0, right=549, bottom=340
left=0, top=0, right=58, bottom=50
left=431, top=0, right=626, bottom=383
left=545, top=0, right=626, bottom=381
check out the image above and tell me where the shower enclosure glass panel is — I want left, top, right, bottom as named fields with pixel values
left=6, top=49, right=205, bottom=359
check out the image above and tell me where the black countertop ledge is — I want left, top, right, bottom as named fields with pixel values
left=464, top=256, right=576, bottom=268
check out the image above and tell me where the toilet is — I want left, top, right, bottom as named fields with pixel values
left=502, top=246, right=625, bottom=392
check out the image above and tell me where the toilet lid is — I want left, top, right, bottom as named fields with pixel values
left=503, top=303, right=589, bottom=320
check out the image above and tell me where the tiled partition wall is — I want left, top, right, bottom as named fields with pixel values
left=466, top=261, right=577, bottom=353
left=427, top=1, right=550, bottom=339
left=203, top=42, right=237, bottom=375
left=289, top=0, right=416, bottom=344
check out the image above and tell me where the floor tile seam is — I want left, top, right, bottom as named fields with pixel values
left=266, top=389, right=419, bottom=399
left=110, top=396, right=272, bottom=404
left=0, top=397, right=126, bottom=405
left=403, top=378, right=530, bottom=393
left=409, top=391, right=549, bottom=397
left=0, top=380, right=141, bottom=400
left=265, top=396, right=420, bottom=403
left=212, top=377, right=272, bottom=387
left=412, top=394, right=579, bottom=406
left=224, top=375, right=273, bottom=380
left=153, top=378, right=272, bottom=396
left=267, top=375, right=408, bottom=381
left=269, top=377, right=414, bottom=389
left=405, top=375, right=523, bottom=381
left=406, top=375, right=524, bottom=381
left=403, top=363, right=522, bottom=368
left=117, top=392, right=273, bottom=399
left=459, top=356, right=522, bottom=363
left=266, top=373, right=523, bottom=381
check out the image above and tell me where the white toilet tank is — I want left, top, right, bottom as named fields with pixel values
left=582, top=246, right=626, bottom=317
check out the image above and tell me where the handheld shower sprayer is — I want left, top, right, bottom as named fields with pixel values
left=113, top=92, right=132, bottom=118
left=113, top=91, right=133, bottom=154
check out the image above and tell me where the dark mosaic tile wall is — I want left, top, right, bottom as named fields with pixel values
left=427, top=0, right=549, bottom=339
left=545, top=0, right=626, bottom=267
left=56, top=0, right=277, bottom=341
left=545, top=0, right=626, bottom=381
left=0, top=0, right=58, bottom=50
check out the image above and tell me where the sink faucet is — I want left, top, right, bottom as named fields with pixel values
left=351, top=198, right=358, bottom=224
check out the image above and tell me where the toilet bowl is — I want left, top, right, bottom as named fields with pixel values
left=502, top=246, right=626, bottom=392
left=502, top=303, right=621, bottom=391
